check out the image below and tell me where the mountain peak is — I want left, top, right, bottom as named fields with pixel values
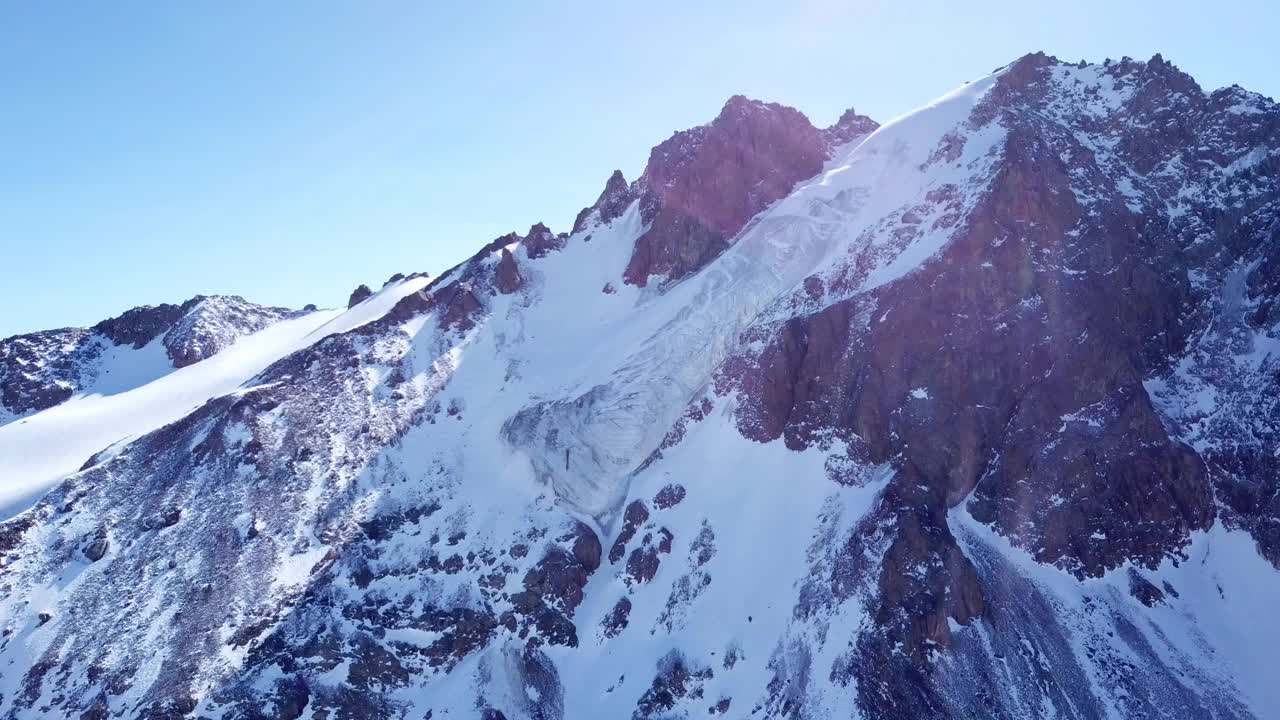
left=572, top=169, right=634, bottom=234
left=523, top=221, right=564, bottom=259
left=711, top=94, right=813, bottom=130
left=162, top=295, right=298, bottom=367
left=624, top=95, right=833, bottom=286
left=716, top=93, right=783, bottom=118
left=824, top=105, right=880, bottom=148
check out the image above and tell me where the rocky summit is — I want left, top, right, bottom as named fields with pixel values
left=1, top=52, right=1279, bottom=719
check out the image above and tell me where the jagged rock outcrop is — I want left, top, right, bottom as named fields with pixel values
left=163, top=296, right=295, bottom=367
left=494, top=248, right=522, bottom=294
left=572, top=170, right=636, bottom=234
left=522, top=223, right=564, bottom=259
left=822, top=105, right=880, bottom=150
left=0, top=327, right=92, bottom=415
left=623, top=96, right=827, bottom=287
left=92, top=301, right=192, bottom=349
left=622, top=96, right=880, bottom=288
left=348, top=284, right=374, bottom=308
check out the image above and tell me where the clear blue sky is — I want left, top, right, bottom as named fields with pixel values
left=2, top=1, right=1275, bottom=337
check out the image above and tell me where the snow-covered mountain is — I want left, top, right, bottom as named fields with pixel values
left=1, top=52, right=1278, bottom=719
left=0, top=295, right=304, bottom=425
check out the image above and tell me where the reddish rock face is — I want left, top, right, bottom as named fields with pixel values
left=621, top=96, right=878, bottom=288
left=601, top=596, right=631, bottom=638
left=0, top=328, right=87, bottom=413
left=623, top=97, right=829, bottom=287
left=573, top=169, right=636, bottom=234
left=435, top=282, right=482, bottom=331
left=92, top=301, right=193, bottom=349
left=379, top=226, right=543, bottom=335
left=507, top=521, right=602, bottom=648
left=381, top=289, right=433, bottom=325
left=653, top=484, right=686, bottom=510
left=609, top=500, right=650, bottom=564
left=523, top=222, right=564, bottom=259
left=721, top=54, right=1269, bottom=667
left=625, top=527, right=673, bottom=585
left=494, top=248, right=522, bottom=295
left=822, top=106, right=879, bottom=151
left=871, top=478, right=985, bottom=652
left=162, top=296, right=295, bottom=368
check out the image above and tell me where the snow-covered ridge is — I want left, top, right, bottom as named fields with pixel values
left=0, top=295, right=300, bottom=426
left=0, top=278, right=430, bottom=519
left=161, top=295, right=297, bottom=368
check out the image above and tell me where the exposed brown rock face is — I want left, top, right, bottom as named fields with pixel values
left=633, top=651, right=714, bottom=720
left=434, top=282, right=483, bottom=331
left=573, top=170, right=636, bottom=234
left=624, top=527, right=672, bottom=585
left=723, top=54, right=1256, bottom=673
left=609, top=500, right=650, bottom=564
left=601, top=596, right=632, bottom=638
left=623, top=97, right=832, bottom=287
left=822, top=106, right=880, bottom=150
left=402, top=222, right=563, bottom=332
left=82, top=529, right=109, bottom=562
left=508, top=522, right=602, bottom=647
left=1127, top=568, right=1167, bottom=607
left=385, top=227, right=551, bottom=334
left=523, top=222, right=565, bottom=259
left=161, top=296, right=295, bottom=368
left=381, top=288, right=434, bottom=325
left=347, top=284, right=373, bottom=308
left=0, top=327, right=87, bottom=413
left=868, top=479, right=985, bottom=654
left=653, top=484, right=686, bottom=510
left=494, top=248, right=522, bottom=294
left=92, top=301, right=192, bottom=349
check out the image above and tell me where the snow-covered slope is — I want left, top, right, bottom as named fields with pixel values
left=0, top=295, right=301, bottom=427
left=0, top=279, right=430, bottom=519
left=0, top=53, right=1278, bottom=720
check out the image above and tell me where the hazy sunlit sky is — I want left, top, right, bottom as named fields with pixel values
left=2, top=0, right=1275, bottom=336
